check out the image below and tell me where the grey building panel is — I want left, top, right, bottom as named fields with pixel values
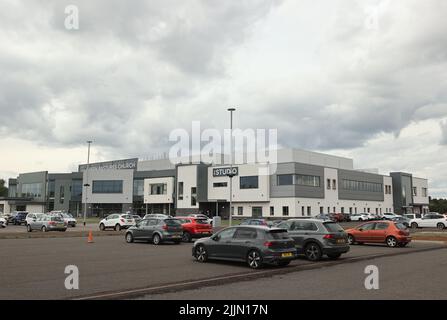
left=134, top=170, right=176, bottom=179
left=338, top=169, right=384, bottom=201
left=17, top=171, right=48, bottom=202
left=270, top=162, right=324, bottom=199
left=196, top=164, right=209, bottom=202
left=390, top=172, right=413, bottom=214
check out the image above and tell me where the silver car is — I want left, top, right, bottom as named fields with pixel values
left=27, top=214, right=67, bottom=232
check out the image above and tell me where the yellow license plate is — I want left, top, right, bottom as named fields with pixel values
left=337, top=239, right=346, bottom=244
left=281, top=252, right=293, bottom=258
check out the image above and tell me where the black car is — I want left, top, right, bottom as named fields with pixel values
left=12, top=212, right=28, bottom=225
left=192, top=226, right=296, bottom=269
left=277, top=219, right=350, bottom=261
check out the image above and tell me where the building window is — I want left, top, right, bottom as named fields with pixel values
left=92, top=180, right=123, bottom=194
left=277, top=174, right=293, bottom=186
left=332, top=179, right=337, bottom=190
left=412, top=187, right=417, bottom=196
left=21, top=182, right=43, bottom=198
left=320, top=207, right=324, bottom=214
left=59, top=186, right=65, bottom=204
left=48, top=180, right=55, bottom=199
left=333, top=207, right=336, bottom=213
left=342, top=179, right=383, bottom=193
left=238, top=207, right=243, bottom=216
left=240, top=176, right=259, bottom=189
left=213, top=182, right=228, bottom=188
left=367, top=208, right=371, bottom=213
left=327, top=207, right=330, bottom=214
left=355, top=207, right=357, bottom=214
left=178, top=182, right=183, bottom=200
left=307, top=206, right=311, bottom=216
left=302, top=206, right=305, bottom=216
left=270, top=206, right=274, bottom=216
left=71, top=180, right=82, bottom=198
left=191, top=187, right=197, bottom=206
left=327, top=179, right=331, bottom=190
left=150, top=183, right=167, bottom=195
left=133, top=180, right=144, bottom=196
left=349, top=207, right=353, bottom=214
left=422, top=188, right=427, bottom=197
left=341, top=207, right=344, bottom=214
left=385, top=185, right=392, bottom=194
left=282, top=206, right=289, bottom=216
left=231, top=206, right=234, bottom=216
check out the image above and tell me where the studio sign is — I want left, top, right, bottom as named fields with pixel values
left=213, top=167, right=238, bottom=177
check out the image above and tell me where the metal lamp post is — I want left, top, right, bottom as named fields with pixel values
left=227, top=108, right=236, bottom=227
left=83, top=140, right=92, bottom=227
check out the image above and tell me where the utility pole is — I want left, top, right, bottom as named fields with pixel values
left=83, top=140, right=92, bottom=227
left=227, top=108, right=236, bottom=227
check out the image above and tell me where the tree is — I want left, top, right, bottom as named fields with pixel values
left=429, top=198, right=447, bottom=214
left=0, top=179, right=8, bottom=197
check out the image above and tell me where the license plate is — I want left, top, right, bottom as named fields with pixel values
left=337, top=239, right=346, bottom=244
left=281, top=252, right=293, bottom=258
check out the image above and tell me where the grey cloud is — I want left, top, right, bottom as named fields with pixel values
left=441, top=121, right=447, bottom=145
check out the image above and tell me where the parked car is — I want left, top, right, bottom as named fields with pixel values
left=239, top=219, right=273, bottom=227
left=330, top=213, right=350, bottom=222
left=99, top=213, right=135, bottom=231
left=143, top=213, right=170, bottom=220
left=382, top=213, right=400, bottom=220
left=25, top=213, right=44, bottom=226
left=276, top=219, right=349, bottom=261
left=133, top=215, right=142, bottom=224
left=409, top=213, right=447, bottom=230
left=26, top=214, right=67, bottom=232
left=314, top=214, right=333, bottom=221
left=187, top=214, right=213, bottom=225
left=0, top=216, right=6, bottom=228
left=12, top=211, right=28, bottom=225
left=60, top=213, right=77, bottom=227
left=125, top=218, right=183, bottom=244
left=1, top=213, right=12, bottom=225
left=271, top=219, right=286, bottom=227
left=345, top=221, right=411, bottom=247
left=176, top=216, right=213, bottom=242
left=192, top=226, right=297, bottom=269
left=350, top=213, right=370, bottom=221
left=391, top=216, right=411, bottom=227
left=403, top=213, right=423, bottom=228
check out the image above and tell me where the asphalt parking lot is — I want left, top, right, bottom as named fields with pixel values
left=0, top=235, right=445, bottom=300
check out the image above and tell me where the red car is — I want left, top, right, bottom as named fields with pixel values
left=176, top=216, right=213, bottom=242
left=345, top=220, right=411, bottom=247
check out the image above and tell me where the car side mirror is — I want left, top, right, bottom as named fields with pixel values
left=358, top=228, right=363, bottom=232
left=212, top=235, right=220, bottom=241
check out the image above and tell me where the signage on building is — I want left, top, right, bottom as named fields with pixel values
left=78, top=158, right=138, bottom=172
left=213, top=167, right=238, bottom=177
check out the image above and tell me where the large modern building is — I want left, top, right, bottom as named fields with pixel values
left=0, top=149, right=429, bottom=218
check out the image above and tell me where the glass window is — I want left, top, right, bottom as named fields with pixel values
left=240, top=176, right=259, bottom=189
left=323, top=222, right=344, bottom=232
left=277, top=174, right=293, bottom=186
left=375, top=222, right=389, bottom=230
left=21, top=183, right=43, bottom=198
left=359, top=223, right=375, bottom=230
left=332, top=179, right=337, bottom=190
left=237, top=207, right=243, bottom=216
left=296, top=174, right=320, bottom=187
left=133, top=180, right=144, bottom=196
left=213, top=182, right=228, bottom=188
left=191, top=187, right=197, bottom=206
left=266, top=231, right=289, bottom=240
left=150, top=183, right=167, bottom=195
left=48, top=180, right=55, bottom=198
left=92, top=180, right=123, bottom=194
left=269, top=206, right=274, bottom=216
left=71, top=180, right=82, bottom=197
left=178, top=182, right=184, bottom=200
left=218, top=228, right=236, bottom=240
left=327, top=179, right=331, bottom=190
left=342, top=179, right=383, bottom=193
left=234, top=228, right=258, bottom=239
left=282, top=206, right=289, bottom=216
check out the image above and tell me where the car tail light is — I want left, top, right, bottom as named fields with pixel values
left=120, top=219, right=125, bottom=223
left=323, top=234, right=334, bottom=239
left=264, top=241, right=274, bottom=247
left=162, top=225, right=168, bottom=230
left=49, top=221, right=55, bottom=225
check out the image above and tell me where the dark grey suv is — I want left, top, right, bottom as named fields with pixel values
left=125, top=218, right=183, bottom=245
left=277, top=219, right=349, bottom=261
left=192, top=226, right=296, bottom=269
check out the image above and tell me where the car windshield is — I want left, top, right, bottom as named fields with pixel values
left=165, top=219, right=181, bottom=226
left=323, top=222, right=344, bottom=232
left=266, top=230, right=289, bottom=239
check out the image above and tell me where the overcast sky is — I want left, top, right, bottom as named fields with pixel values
left=1, top=0, right=446, bottom=197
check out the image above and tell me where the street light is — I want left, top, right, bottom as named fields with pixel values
left=227, top=108, right=236, bottom=227
left=83, top=140, right=92, bottom=227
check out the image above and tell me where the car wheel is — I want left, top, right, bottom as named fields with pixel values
left=247, top=250, right=263, bottom=269
left=386, top=236, right=398, bottom=248
left=182, top=232, right=192, bottom=243
left=194, top=245, right=208, bottom=263
left=125, top=232, right=134, bottom=243
left=152, top=233, right=161, bottom=245
left=347, top=234, right=355, bottom=245
left=114, top=224, right=121, bottom=231
left=27, top=224, right=32, bottom=232
left=304, top=243, right=322, bottom=261
left=41, top=226, right=47, bottom=233
left=327, top=253, right=341, bottom=260
left=411, top=222, right=418, bottom=229
left=99, top=223, right=105, bottom=231
left=437, top=223, right=445, bottom=230
left=359, top=218, right=363, bottom=221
